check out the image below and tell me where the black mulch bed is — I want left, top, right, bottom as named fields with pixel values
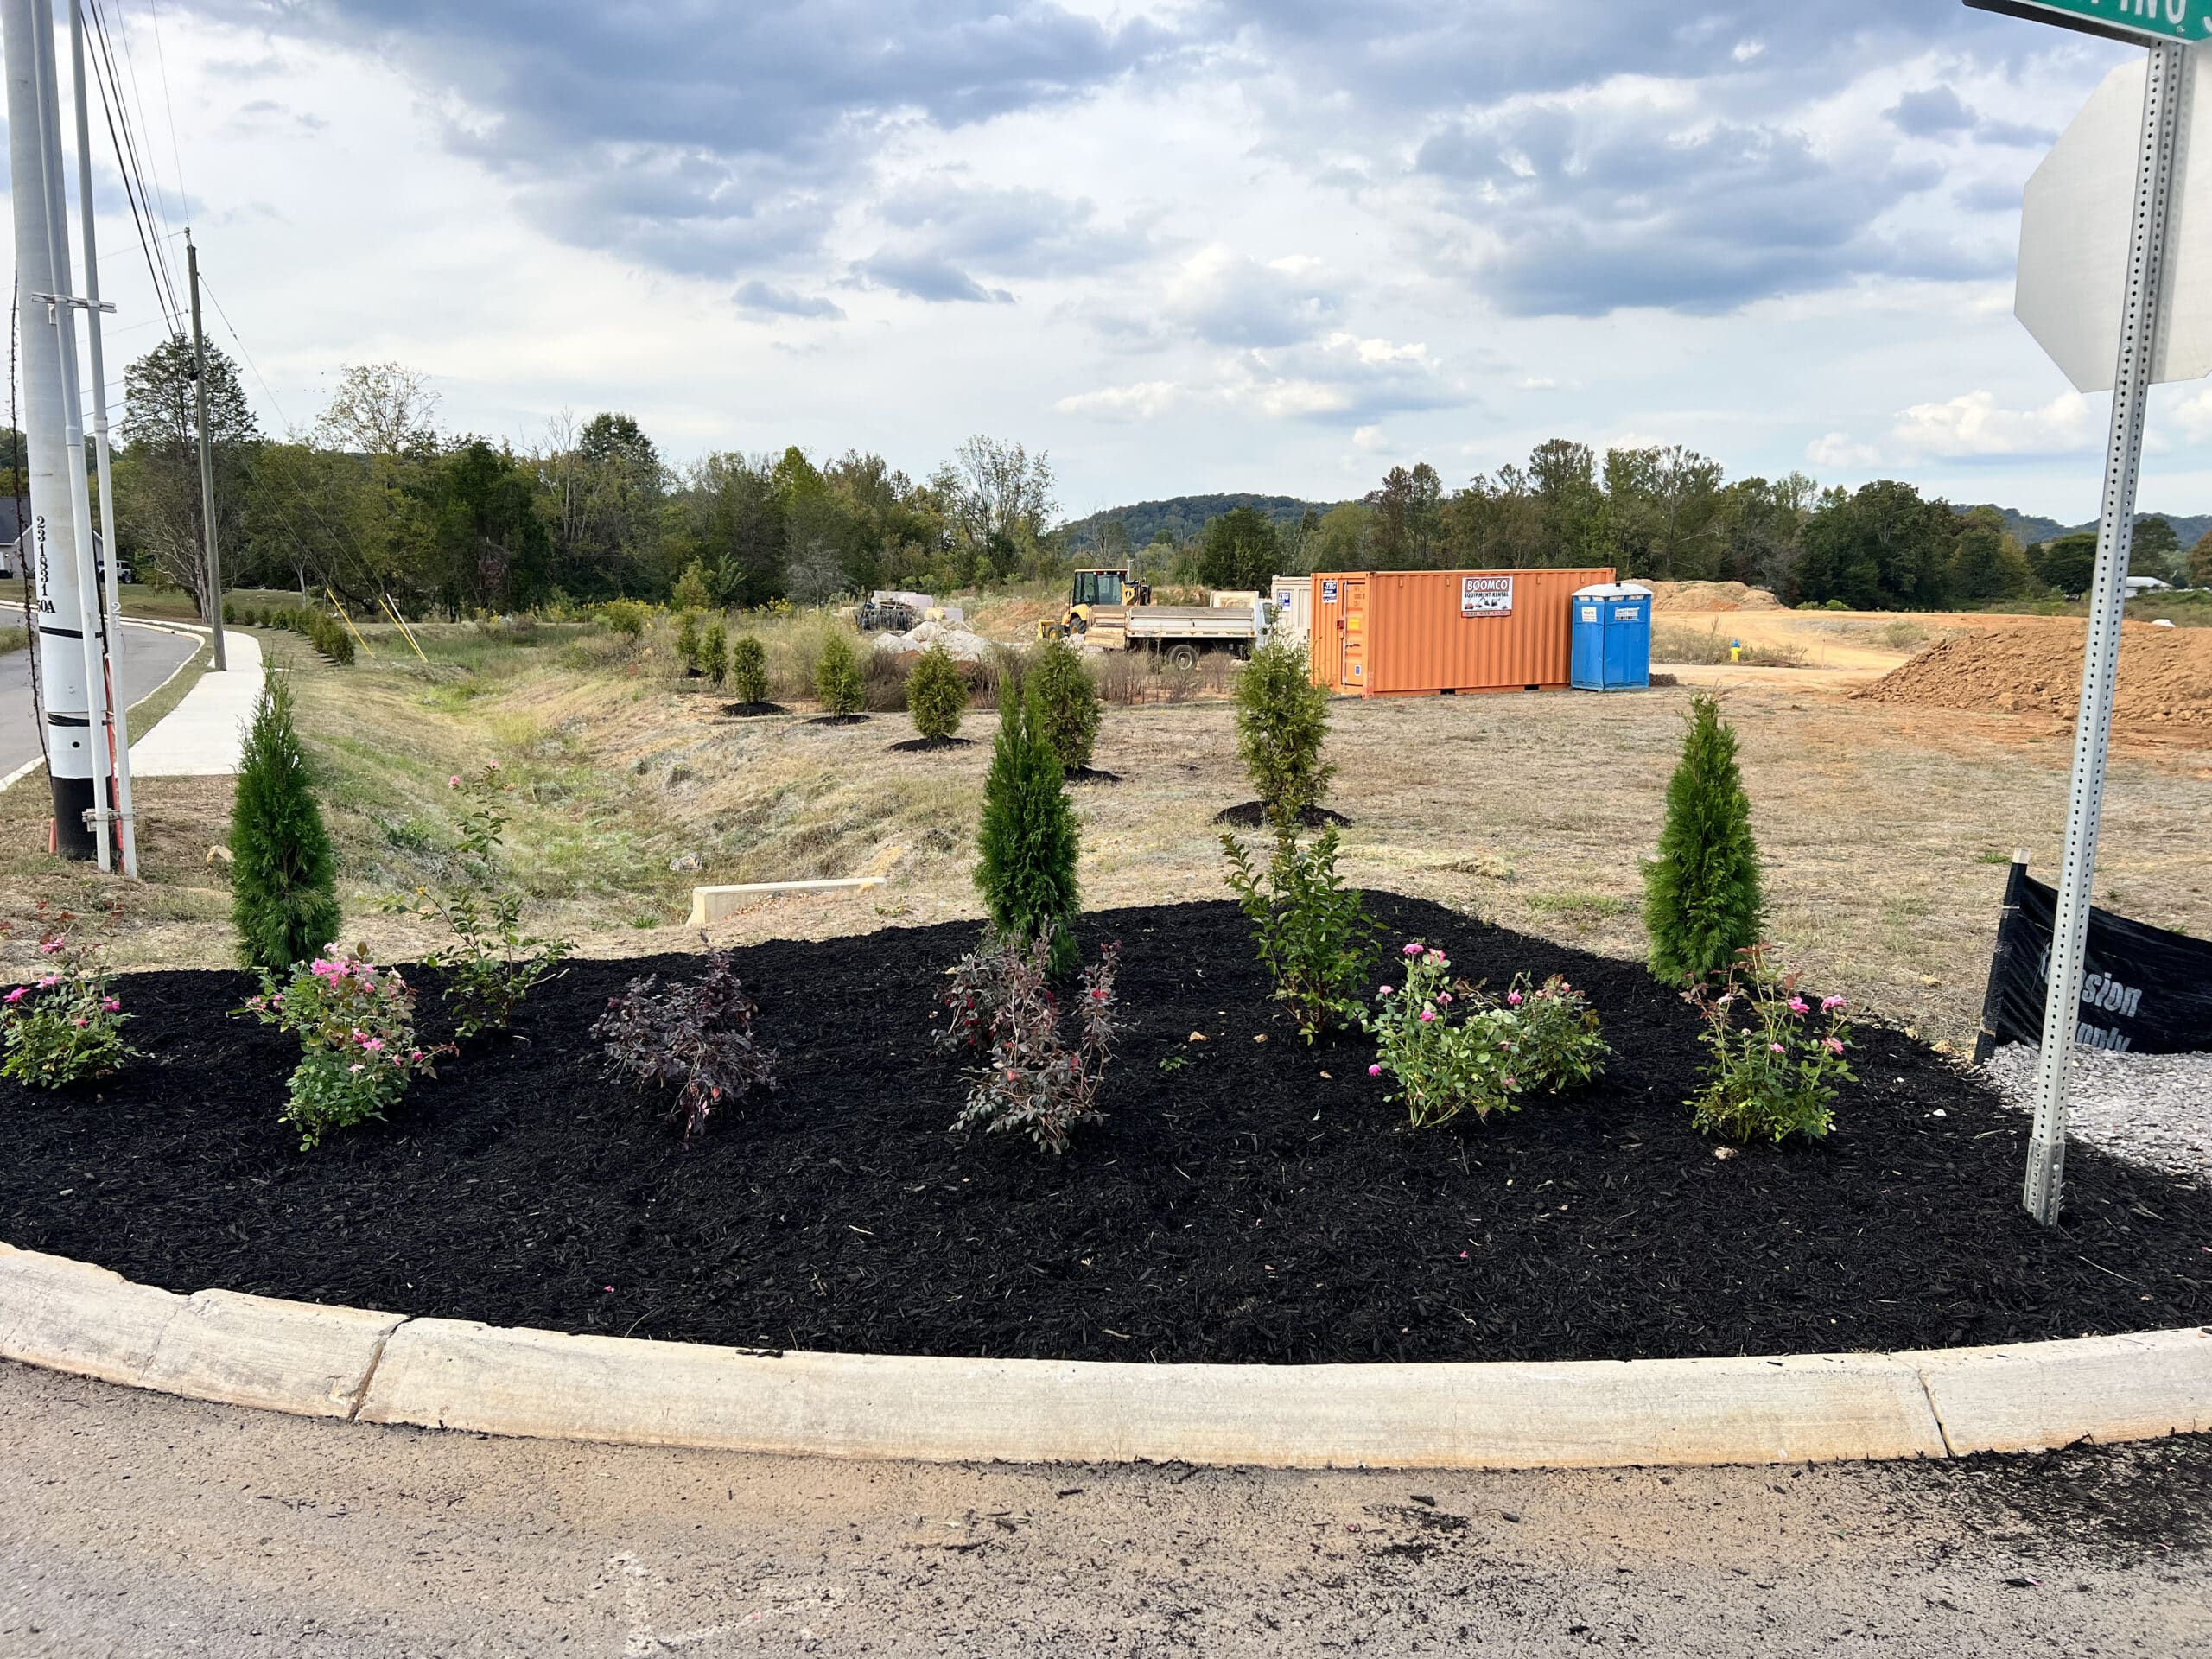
left=805, top=713, right=870, bottom=727
left=7, top=894, right=2209, bottom=1365
left=887, top=735, right=975, bottom=753
left=1212, top=801, right=1351, bottom=830
left=721, top=702, right=786, bottom=718
left=1066, top=766, right=1121, bottom=785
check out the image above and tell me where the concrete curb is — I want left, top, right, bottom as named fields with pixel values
left=689, top=877, right=887, bottom=925
left=3, top=1244, right=2205, bottom=1468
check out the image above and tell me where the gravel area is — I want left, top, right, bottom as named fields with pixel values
left=1984, top=1043, right=2212, bottom=1183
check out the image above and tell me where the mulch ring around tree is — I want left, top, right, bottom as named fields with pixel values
left=887, top=735, right=975, bottom=753
left=6, top=893, right=2209, bottom=1366
left=1065, top=766, right=1122, bottom=785
left=1211, top=801, right=1351, bottom=829
left=804, top=714, right=870, bottom=727
left=721, top=702, right=787, bottom=718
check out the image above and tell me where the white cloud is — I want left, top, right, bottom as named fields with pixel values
left=1807, top=432, right=1879, bottom=468
left=1889, top=390, right=2096, bottom=459
left=1054, top=380, right=1182, bottom=420
left=1353, top=424, right=1390, bottom=451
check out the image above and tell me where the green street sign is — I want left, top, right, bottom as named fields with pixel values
left=1967, top=0, right=2209, bottom=46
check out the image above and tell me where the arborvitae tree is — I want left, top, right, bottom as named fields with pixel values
left=1023, top=636, right=1102, bottom=772
left=728, top=633, right=768, bottom=704
left=1643, top=695, right=1764, bottom=985
left=815, top=629, right=864, bottom=716
left=976, top=687, right=1081, bottom=975
left=675, top=610, right=702, bottom=675
left=906, top=642, right=969, bottom=740
left=702, top=620, right=728, bottom=687
left=1236, top=637, right=1332, bottom=831
left=229, top=667, right=342, bottom=972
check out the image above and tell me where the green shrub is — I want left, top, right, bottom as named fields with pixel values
left=1363, top=940, right=1517, bottom=1127
left=728, top=634, right=769, bottom=703
left=1503, top=973, right=1609, bottom=1092
left=1023, top=637, right=1102, bottom=772
left=702, top=620, right=728, bottom=686
left=976, top=689, right=1082, bottom=975
left=1222, top=824, right=1379, bottom=1041
left=408, top=765, right=574, bottom=1039
left=906, top=643, right=969, bottom=739
left=1685, top=946, right=1854, bottom=1144
left=0, top=928, right=135, bottom=1089
left=676, top=610, right=702, bottom=675
left=1235, top=637, right=1332, bottom=830
left=247, top=947, right=438, bottom=1150
left=671, top=558, right=713, bottom=615
left=814, top=628, right=864, bottom=715
left=1643, top=695, right=1763, bottom=986
left=222, top=598, right=239, bottom=624
left=601, top=598, right=652, bottom=641
left=302, top=611, right=355, bottom=665
left=230, top=667, right=343, bottom=972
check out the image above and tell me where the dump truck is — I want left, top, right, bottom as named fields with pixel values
left=1038, top=567, right=1268, bottom=667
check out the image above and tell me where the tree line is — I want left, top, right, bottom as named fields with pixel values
left=1128, top=442, right=2211, bottom=608
left=99, top=340, right=1062, bottom=618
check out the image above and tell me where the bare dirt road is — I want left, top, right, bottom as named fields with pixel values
left=3, top=1361, right=2207, bottom=1656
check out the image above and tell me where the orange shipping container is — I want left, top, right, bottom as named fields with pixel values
left=1309, top=568, right=1615, bottom=696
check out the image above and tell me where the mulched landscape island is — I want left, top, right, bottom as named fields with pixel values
left=6, top=894, right=2209, bottom=1365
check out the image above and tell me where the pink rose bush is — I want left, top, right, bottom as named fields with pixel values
left=1, top=922, right=136, bottom=1090
left=1362, top=943, right=1608, bottom=1130
left=247, top=945, right=442, bottom=1150
left=1682, top=944, right=1855, bottom=1145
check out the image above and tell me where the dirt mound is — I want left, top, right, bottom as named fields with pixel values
left=1645, top=580, right=1783, bottom=613
left=1855, top=622, right=2212, bottom=729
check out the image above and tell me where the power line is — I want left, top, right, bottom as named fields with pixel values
left=82, top=0, right=183, bottom=333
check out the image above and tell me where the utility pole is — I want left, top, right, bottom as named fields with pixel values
left=187, top=229, right=226, bottom=671
left=4, top=0, right=108, bottom=862
left=70, top=0, right=136, bottom=876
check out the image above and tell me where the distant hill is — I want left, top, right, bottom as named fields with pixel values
left=1962, top=504, right=2212, bottom=549
left=1060, top=493, right=1348, bottom=552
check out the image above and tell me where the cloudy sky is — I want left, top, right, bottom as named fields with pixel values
left=12, top=0, right=2212, bottom=521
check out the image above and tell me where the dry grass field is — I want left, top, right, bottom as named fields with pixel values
left=3, top=601, right=2208, bottom=1050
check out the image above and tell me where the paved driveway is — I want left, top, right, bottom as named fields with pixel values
left=1, top=1361, right=2205, bottom=1657
left=0, top=617, right=200, bottom=779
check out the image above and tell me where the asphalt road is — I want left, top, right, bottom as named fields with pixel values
left=0, top=619, right=200, bottom=779
left=3, top=1361, right=2206, bottom=1656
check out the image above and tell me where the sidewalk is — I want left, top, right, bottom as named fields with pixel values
left=130, top=627, right=263, bottom=778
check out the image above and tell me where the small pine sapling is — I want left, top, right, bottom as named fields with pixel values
left=975, top=688, right=1082, bottom=975
left=906, top=642, right=969, bottom=740
left=675, top=610, right=703, bottom=675
left=702, top=620, right=728, bottom=687
left=229, top=666, right=343, bottom=973
left=815, top=629, right=864, bottom=716
left=1643, top=695, right=1764, bottom=986
left=1236, top=637, right=1332, bottom=831
left=728, top=634, right=769, bottom=704
left=593, top=945, right=778, bottom=1138
left=1023, top=636, right=1103, bottom=772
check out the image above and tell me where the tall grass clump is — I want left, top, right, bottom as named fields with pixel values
left=1643, top=695, right=1764, bottom=985
left=229, top=667, right=342, bottom=972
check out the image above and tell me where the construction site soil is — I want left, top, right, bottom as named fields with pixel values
left=1857, top=622, right=2212, bottom=732
left=7, top=897, right=2209, bottom=1366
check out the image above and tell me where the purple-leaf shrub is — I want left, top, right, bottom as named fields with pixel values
left=594, top=948, right=779, bottom=1139
left=938, top=925, right=1120, bottom=1155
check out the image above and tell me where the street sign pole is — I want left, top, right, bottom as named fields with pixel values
left=2021, top=41, right=2188, bottom=1225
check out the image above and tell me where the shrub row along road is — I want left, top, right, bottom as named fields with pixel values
left=2, top=1362, right=2205, bottom=1656
left=0, top=614, right=200, bottom=779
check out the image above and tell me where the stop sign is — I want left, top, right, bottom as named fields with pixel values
left=2017, top=49, right=2212, bottom=393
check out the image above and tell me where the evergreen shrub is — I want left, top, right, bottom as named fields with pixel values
left=1643, top=695, right=1763, bottom=986
left=230, top=666, right=343, bottom=972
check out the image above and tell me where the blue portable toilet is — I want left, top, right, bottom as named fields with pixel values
left=1570, top=582, right=1653, bottom=690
